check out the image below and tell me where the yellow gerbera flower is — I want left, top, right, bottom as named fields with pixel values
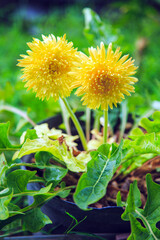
left=73, top=42, right=138, bottom=110
left=18, top=34, right=80, bottom=101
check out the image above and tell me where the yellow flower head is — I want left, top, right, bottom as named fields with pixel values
left=18, top=34, right=80, bottom=101
left=74, top=42, right=138, bottom=110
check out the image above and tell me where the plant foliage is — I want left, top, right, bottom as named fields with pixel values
left=117, top=174, right=160, bottom=240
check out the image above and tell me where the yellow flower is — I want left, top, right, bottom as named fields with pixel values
left=73, top=42, right=138, bottom=110
left=18, top=34, right=80, bottom=101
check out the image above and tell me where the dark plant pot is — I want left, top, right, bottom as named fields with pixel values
left=22, top=113, right=131, bottom=234
left=4, top=233, right=130, bottom=240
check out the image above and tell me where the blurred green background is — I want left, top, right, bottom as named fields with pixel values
left=0, top=0, right=160, bottom=135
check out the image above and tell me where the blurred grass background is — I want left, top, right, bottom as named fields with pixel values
left=0, top=0, right=160, bottom=134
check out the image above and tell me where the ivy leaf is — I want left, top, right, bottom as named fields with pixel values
left=118, top=174, right=160, bottom=239
left=22, top=208, right=52, bottom=232
left=0, top=153, right=8, bottom=186
left=0, top=122, right=19, bottom=151
left=23, top=129, right=38, bottom=142
left=7, top=170, right=36, bottom=194
left=0, top=188, right=13, bottom=220
left=35, top=151, right=68, bottom=183
left=74, top=140, right=123, bottom=210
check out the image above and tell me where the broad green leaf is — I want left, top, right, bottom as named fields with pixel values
left=23, top=129, right=38, bottom=142
left=119, top=174, right=160, bottom=239
left=0, top=188, right=13, bottom=220
left=14, top=138, right=91, bottom=172
left=0, top=153, right=8, bottom=186
left=1, top=203, right=22, bottom=232
left=74, top=141, right=123, bottom=210
left=35, top=151, right=68, bottom=182
left=35, top=151, right=53, bottom=168
left=7, top=170, right=36, bottom=194
left=0, top=122, right=12, bottom=149
left=22, top=208, right=52, bottom=232
left=0, top=122, right=19, bottom=151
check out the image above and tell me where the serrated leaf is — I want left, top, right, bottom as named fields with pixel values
left=140, top=111, right=160, bottom=134
left=120, top=111, right=160, bottom=175
left=7, top=170, right=36, bottom=194
left=129, top=214, right=150, bottom=240
left=121, top=133, right=160, bottom=175
left=22, top=208, right=52, bottom=232
left=121, top=181, right=141, bottom=221
left=74, top=141, right=123, bottom=210
left=119, top=174, right=160, bottom=239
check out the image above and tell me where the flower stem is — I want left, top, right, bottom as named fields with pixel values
left=59, top=98, right=71, bottom=135
left=61, top=97, right=87, bottom=151
left=0, top=104, right=36, bottom=127
left=103, top=110, right=108, bottom=143
left=86, top=107, right=91, bottom=142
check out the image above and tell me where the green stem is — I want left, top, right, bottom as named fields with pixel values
left=103, top=110, right=108, bottom=143
left=118, top=100, right=127, bottom=142
left=61, top=98, right=87, bottom=151
left=0, top=148, right=20, bottom=151
left=59, top=98, right=71, bottom=135
left=0, top=105, right=36, bottom=127
left=86, top=108, right=91, bottom=142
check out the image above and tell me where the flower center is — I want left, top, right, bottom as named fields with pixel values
left=90, top=72, right=117, bottom=95
left=48, top=58, right=70, bottom=76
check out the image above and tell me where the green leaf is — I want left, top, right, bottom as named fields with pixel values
left=121, top=133, right=160, bottom=175
left=35, top=151, right=52, bottom=167
left=0, top=122, right=12, bottom=149
left=22, top=208, right=52, bottom=232
left=119, top=174, right=160, bottom=239
left=7, top=170, right=36, bottom=194
left=121, top=181, right=141, bottom=221
left=140, top=111, right=160, bottom=134
left=0, top=122, right=19, bottom=151
left=23, top=129, right=38, bottom=142
left=35, top=151, right=68, bottom=182
left=129, top=214, right=150, bottom=240
left=83, top=8, right=117, bottom=46
left=14, top=138, right=91, bottom=172
left=120, top=111, right=160, bottom=175
left=0, top=188, right=13, bottom=220
left=0, top=153, right=8, bottom=186
left=74, top=141, right=123, bottom=210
